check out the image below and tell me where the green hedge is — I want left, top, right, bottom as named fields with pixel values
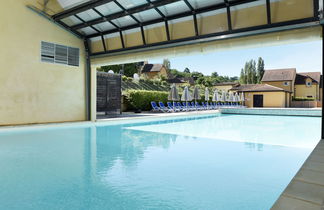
left=124, top=90, right=216, bottom=111
left=124, top=90, right=169, bottom=111
left=293, top=97, right=315, bottom=101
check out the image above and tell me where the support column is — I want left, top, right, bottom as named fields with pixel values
left=90, top=66, right=97, bottom=122
left=320, top=25, right=324, bottom=139
left=84, top=39, right=92, bottom=121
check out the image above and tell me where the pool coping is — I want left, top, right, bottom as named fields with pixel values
left=0, top=110, right=220, bottom=132
left=272, top=139, right=324, bottom=210
left=221, top=107, right=322, bottom=117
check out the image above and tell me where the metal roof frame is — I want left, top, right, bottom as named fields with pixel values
left=48, top=0, right=321, bottom=57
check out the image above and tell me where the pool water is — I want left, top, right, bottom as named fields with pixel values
left=0, top=114, right=321, bottom=210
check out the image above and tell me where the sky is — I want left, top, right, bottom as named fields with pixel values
left=148, top=40, right=322, bottom=77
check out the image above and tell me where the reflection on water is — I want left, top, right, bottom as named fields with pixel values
left=0, top=114, right=319, bottom=210
left=95, top=125, right=177, bottom=173
left=244, top=142, right=264, bottom=151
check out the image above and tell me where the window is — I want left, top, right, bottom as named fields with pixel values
left=41, top=41, right=79, bottom=67
left=306, top=81, right=312, bottom=87
left=283, top=82, right=289, bottom=86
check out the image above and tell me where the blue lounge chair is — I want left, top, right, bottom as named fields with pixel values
left=176, top=102, right=185, bottom=111
left=194, top=102, right=203, bottom=110
left=167, top=102, right=180, bottom=112
left=182, top=102, right=192, bottom=111
left=151, top=101, right=165, bottom=112
left=201, top=102, right=207, bottom=110
left=209, top=102, right=216, bottom=109
left=159, top=102, right=173, bottom=112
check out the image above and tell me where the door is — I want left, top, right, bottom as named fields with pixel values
left=253, top=95, right=263, bottom=107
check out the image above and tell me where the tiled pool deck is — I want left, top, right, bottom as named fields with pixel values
left=97, top=110, right=220, bottom=122
left=221, top=107, right=322, bottom=117
left=272, top=139, right=324, bottom=210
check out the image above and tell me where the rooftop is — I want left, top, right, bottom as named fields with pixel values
left=261, top=68, right=296, bottom=82
left=231, top=84, right=288, bottom=92
left=214, top=82, right=239, bottom=86
left=141, top=64, right=164, bottom=73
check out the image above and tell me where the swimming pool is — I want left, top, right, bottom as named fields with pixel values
left=0, top=114, right=320, bottom=210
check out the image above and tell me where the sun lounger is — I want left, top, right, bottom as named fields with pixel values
left=159, top=102, right=173, bottom=112
left=151, top=101, right=165, bottom=112
left=167, top=102, right=180, bottom=112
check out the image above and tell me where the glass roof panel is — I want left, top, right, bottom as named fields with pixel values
left=132, top=9, right=162, bottom=22
left=61, top=16, right=83, bottom=26
left=116, top=0, right=148, bottom=9
left=158, top=1, right=191, bottom=16
left=94, top=2, right=123, bottom=16
left=77, top=9, right=101, bottom=21
left=231, top=0, right=266, bottom=11
left=187, top=0, right=224, bottom=9
left=93, top=22, right=117, bottom=32
left=77, top=27, right=97, bottom=35
left=111, top=16, right=138, bottom=27
left=57, top=0, right=90, bottom=10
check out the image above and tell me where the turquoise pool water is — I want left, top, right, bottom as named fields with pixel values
left=0, top=114, right=321, bottom=210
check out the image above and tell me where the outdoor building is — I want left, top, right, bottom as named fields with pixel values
left=166, top=76, right=195, bottom=86
left=214, top=82, right=240, bottom=92
left=231, top=84, right=291, bottom=108
left=140, top=64, right=169, bottom=79
left=261, top=68, right=296, bottom=95
left=294, top=72, right=321, bottom=100
left=261, top=68, right=322, bottom=106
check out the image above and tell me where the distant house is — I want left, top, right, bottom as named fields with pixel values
left=214, top=82, right=239, bottom=92
left=166, top=76, right=195, bottom=86
left=140, top=63, right=168, bottom=79
left=261, top=68, right=321, bottom=100
left=294, top=72, right=321, bottom=100
left=231, top=84, right=291, bottom=108
left=232, top=68, right=322, bottom=108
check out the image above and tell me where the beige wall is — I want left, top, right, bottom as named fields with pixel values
left=243, top=91, right=287, bottom=108
left=295, top=82, right=319, bottom=100
left=262, top=81, right=294, bottom=95
left=0, top=1, right=86, bottom=125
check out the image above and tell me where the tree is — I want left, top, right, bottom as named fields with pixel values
left=251, top=60, right=257, bottom=84
left=97, top=62, right=140, bottom=77
left=257, top=57, right=265, bottom=83
left=184, top=67, right=190, bottom=73
left=211, top=72, right=219, bottom=78
left=239, top=58, right=264, bottom=84
left=163, top=59, right=171, bottom=71
left=240, top=68, right=246, bottom=84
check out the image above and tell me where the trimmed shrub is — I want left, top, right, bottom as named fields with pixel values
left=124, top=90, right=169, bottom=111
left=293, top=97, right=315, bottom=101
